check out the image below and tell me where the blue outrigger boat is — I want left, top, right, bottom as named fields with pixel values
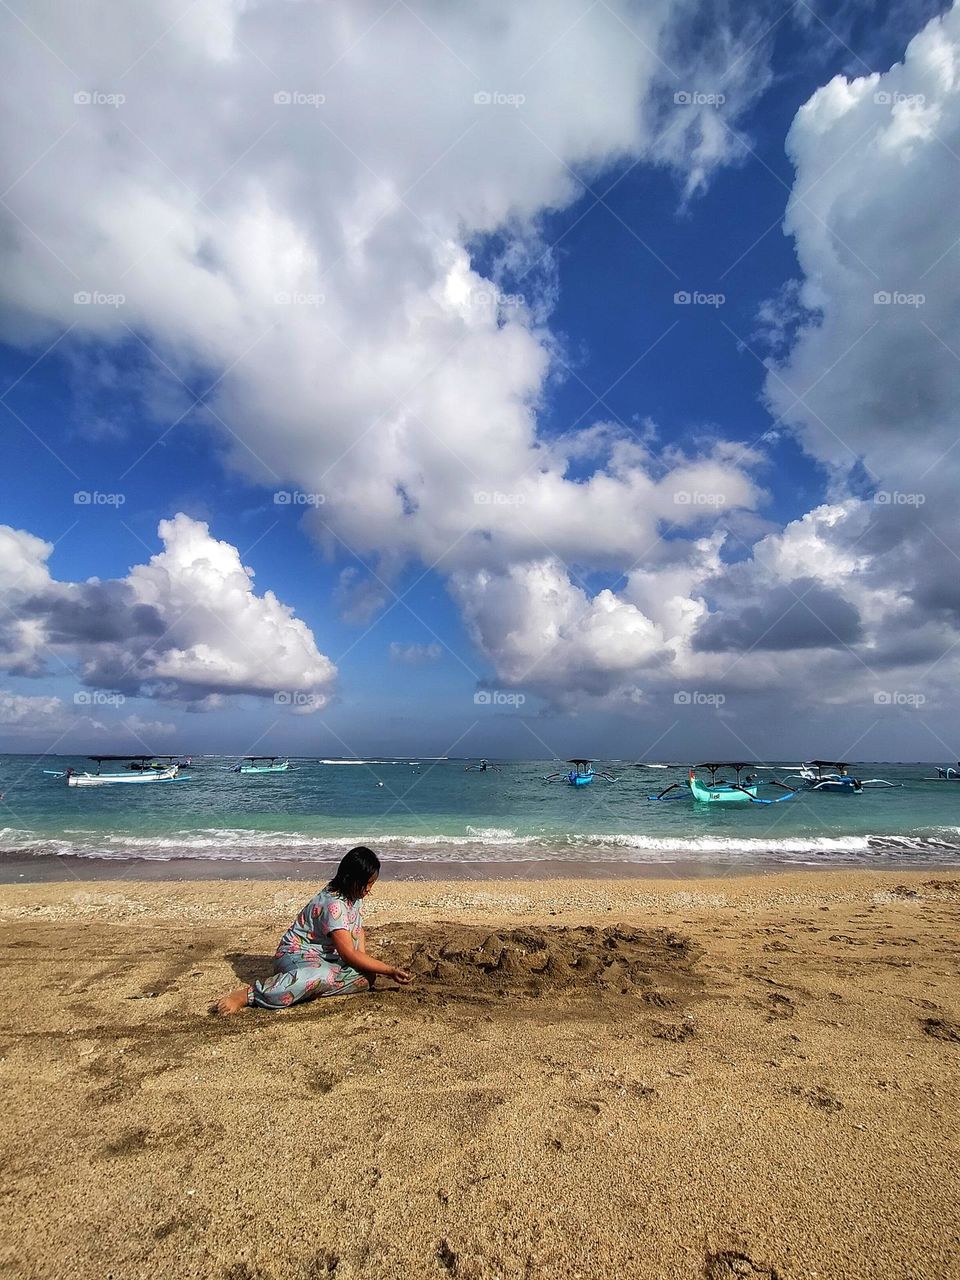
left=543, top=759, right=617, bottom=787
left=783, top=761, right=900, bottom=794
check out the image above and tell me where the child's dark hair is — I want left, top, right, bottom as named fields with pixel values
left=328, top=846, right=381, bottom=900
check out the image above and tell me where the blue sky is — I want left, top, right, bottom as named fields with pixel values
left=1, top=0, right=958, bottom=760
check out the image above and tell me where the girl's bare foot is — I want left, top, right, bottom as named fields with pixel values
left=209, top=986, right=251, bottom=1016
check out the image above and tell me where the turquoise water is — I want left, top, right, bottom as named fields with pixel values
left=2, top=755, right=960, bottom=872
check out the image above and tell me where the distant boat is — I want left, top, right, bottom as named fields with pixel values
left=543, top=759, right=617, bottom=787
left=58, top=755, right=183, bottom=787
left=232, top=756, right=290, bottom=774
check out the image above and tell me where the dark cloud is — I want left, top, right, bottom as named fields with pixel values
left=693, top=579, right=864, bottom=653
left=21, top=583, right=166, bottom=645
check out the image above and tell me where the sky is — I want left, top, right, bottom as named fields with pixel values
left=0, top=0, right=958, bottom=763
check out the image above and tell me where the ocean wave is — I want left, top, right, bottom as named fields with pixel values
left=2, top=824, right=960, bottom=865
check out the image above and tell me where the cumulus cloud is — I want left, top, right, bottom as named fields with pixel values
left=3, top=0, right=958, bottom=730
left=0, top=515, right=337, bottom=710
left=0, top=0, right=772, bottom=697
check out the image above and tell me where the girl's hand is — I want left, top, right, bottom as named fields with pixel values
left=390, top=967, right=413, bottom=985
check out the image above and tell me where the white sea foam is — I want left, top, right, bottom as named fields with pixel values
left=3, top=824, right=960, bottom=865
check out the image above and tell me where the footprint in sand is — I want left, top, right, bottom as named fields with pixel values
left=922, top=1017, right=960, bottom=1043
left=766, top=993, right=795, bottom=1020
left=704, top=1250, right=781, bottom=1279
left=790, top=1084, right=843, bottom=1111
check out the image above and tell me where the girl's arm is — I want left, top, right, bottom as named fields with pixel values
left=358, top=926, right=366, bottom=954
left=329, top=929, right=411, bottom=983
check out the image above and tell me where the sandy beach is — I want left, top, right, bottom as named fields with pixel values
left=1, top=868, right=958, bottom=1280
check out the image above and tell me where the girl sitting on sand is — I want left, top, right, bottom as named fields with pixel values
left=211, top=846, right=412, bottom=1015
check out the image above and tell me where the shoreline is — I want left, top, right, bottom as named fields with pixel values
left=2, top=850, right=958, bottom=885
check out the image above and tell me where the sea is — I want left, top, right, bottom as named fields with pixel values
left=2, top=755, right=960, bottom=882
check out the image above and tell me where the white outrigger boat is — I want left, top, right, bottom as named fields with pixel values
left=51, top=755, right=185, bottom=787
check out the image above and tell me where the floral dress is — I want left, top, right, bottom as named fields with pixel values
left=247, top=887, right=368, bottom=1009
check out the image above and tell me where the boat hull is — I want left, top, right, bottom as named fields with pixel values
left=68, top=765, right=180, bottom=787
left=688, top=776, right=757, bottom=804
left=236, top=762, right=290, bottom=774
left=566, top=772, right=594, bottom=786
left=811, top=779, right=861, bottom=794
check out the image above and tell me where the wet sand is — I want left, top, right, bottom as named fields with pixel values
left=1, top=869, right=958, bottom=1279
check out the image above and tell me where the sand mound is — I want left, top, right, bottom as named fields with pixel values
left=374, top=922, right=702, bottom=1007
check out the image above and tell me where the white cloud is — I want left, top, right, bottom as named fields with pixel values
left=5, top=0, right=958, bottom=727
left=0, top=515, right=337, bottom=710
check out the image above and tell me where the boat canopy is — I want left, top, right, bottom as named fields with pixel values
left=806, top=760, right=849, bottom=770
left=694, top=761, right=753, bottom=773
left=86, top=754, right=183, bottom=763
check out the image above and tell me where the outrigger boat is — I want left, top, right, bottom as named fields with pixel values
left=232, top=756, right=290, bottom=774
left=53, top=755, right=183, bottom=787
left=780, top=761, right=901, bottom=793
left=543, top=759, right=617, bottom=787
left=934, top=764, right=960, bottom=780
left=464, top=758, right=500, bottom=772
left=651, top=762, right=798, bottom=805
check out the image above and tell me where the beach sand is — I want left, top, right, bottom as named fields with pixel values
left=1, top=868, right=958, bottom=1280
